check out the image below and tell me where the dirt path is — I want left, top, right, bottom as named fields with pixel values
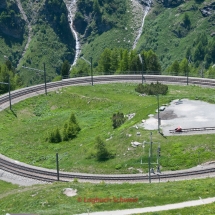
left=76, top=196, right=215, bottom=215
left=0, top=186, right=39, bottom=200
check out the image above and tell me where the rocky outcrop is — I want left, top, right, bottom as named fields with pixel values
left=211, top=32, right=215, bottom=37
left=200, top=2, right=215, bottom=17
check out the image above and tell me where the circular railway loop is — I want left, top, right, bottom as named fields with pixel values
left=1, top=75, right=215, bottom=183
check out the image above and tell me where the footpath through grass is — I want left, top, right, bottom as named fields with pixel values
left=1, top=83, right=215, bottom=173
left=1, top=178, right=215, bottom=215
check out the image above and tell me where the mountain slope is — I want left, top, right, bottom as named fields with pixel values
left=0, top=0, right=76, bottom=86
left=135, top=0, right=215, bottom=71
left=73, top=0, right=145, bottom=64
left=1, top=0, right=215, bottom=87
left=0, top=0, right=27, bottom=65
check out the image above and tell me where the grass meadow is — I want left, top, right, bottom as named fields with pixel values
left=1, top=83, right=215, bottom=174
left=1, top=178, right=215, bottom=215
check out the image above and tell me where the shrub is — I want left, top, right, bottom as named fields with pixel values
left=48, top=128, right=62, bottom=143
left=115, top=164, right=122, bottom=170
left=73, top=178, right=79, bottom=183
left=48, top=113, right=81, bottom=143
left=63, top=113, right=81, bottom=141
left=112, top=112, right=126, bottom=129
left=135, top=82, right=168, bottom=95
left=95, top=136, right=110, bottom=161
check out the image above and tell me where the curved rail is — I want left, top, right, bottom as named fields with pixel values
left=1, top=75, right=215, bottom=182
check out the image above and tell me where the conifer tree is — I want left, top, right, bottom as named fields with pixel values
left=95, top=136, right=109, bottom=161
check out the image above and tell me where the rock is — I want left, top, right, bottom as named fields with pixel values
left=211, top=32, right=215, bottom=37
left=131, top=141, right=142, bottom=147
left=200, top=3, right=215, bottom=17
left=63, top=188, right=77, bottom=197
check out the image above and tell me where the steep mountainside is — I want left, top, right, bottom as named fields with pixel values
left=73, top=0, right=145, bottom=64
left=136, top=0, right=215, bottom=72
left=0, top=0, right=215, bottom=87
left=71, top=0, right=215, bottom=76
left=0, top=0, right=76, bottom=86
left=17, top=0, right=76, bottom=86
left=0, top=0, right=27, bottom=64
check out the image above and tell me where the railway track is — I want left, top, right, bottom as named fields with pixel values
left=1, top=74, right=215, bottom=183
left=1, top=156, right=215, bottom=183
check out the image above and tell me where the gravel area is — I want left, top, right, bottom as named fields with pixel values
left=143, top=99, right=215, bottom=136
left=0, top=170, right=48, bottom=186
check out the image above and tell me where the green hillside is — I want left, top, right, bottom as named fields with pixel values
left=0, top=0, right=215, bottom=87
left=0, top=0, right=75, bottom=87
left=72, top=0, right=215, bottom=77
left=0, top=0, right=27, bottom=65
left=136, top=0, right=215, bottom=71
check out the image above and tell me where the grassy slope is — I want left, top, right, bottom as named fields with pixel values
left=1, top=178, right=215, bottom=214
left=136, top=0, right=214, bottom=71
left=0, top=181, right=19, bottom=195
left=0, top=35, right=27, bottom=66
left=18, top=25, right=74, bottom=86
left=15, top=0, right=75, bottom=86
left=0, top=2, right=27, bottom=65
left=1, top=84, right=215, bottom=173
left=80, top=0, right=137, bottom=64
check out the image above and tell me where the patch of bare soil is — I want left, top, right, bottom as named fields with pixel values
left=155, top=110, right=178, bottom=120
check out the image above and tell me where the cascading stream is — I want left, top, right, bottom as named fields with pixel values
left=64, top=0, right=81, bottom=68
left=132, top=0, right=152, bottom=49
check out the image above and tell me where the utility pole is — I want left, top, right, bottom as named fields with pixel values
left=149, top=132, right=152, bottom=183
left=56, top=153, right=60, bottom=181
left=187, top=56, right=192, bottom=85
left=81, top=57, right=93, bottom=86
left=0, top=79, right=12, bottom=110
left=141, top=132, right=160, bottom=183
left=138, top=54, right=144, bottom=84
left=0, top=55, right=12, bottom=110
left=44, top=63, right=47, bottom=95
left=157, top=94, right=160, bottom=133
left=90, top=57, right=93, bottom=86
left=8, top=76, right=12, bottom=110
left=22, top=65, right=47, bottom=95
left=148, top=145, right=151, bottom=183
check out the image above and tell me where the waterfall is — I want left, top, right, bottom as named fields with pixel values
left=65, top=0, right=81, bottom=68
left=132, top=0, right=152, bottom=50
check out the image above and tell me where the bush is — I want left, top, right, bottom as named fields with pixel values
left=47, top=113, right=81, bottom=143
left=112, top=112, right=126, bottom=129
left=135, top=82, right=168, bottom=95
left=95, top=136, right=110, bottom=161
left=63, top=113, right=81, bottom=141
left=115, top=164, right=122, bottom=170
left=48, top=128, right=62, bottom=143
